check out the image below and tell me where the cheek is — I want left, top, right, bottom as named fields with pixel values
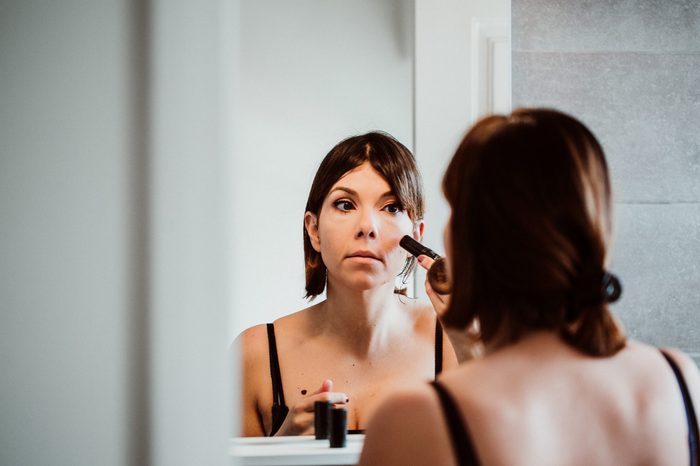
left=385, top=214, right=414, bottom=236
left=316, top=219, right=342, bottom=257
left=383, top=217, right=413, bottom=259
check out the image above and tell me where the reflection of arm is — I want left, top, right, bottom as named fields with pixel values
left=445, top=325, right=483, bottom=364
left=442, top=326, right=460, bottom=371
left=235, top=325, right=267, bottom=437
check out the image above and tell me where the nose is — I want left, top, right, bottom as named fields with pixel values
left=355, top=208, right=378, bottom=239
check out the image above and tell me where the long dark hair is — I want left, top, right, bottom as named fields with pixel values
left=303, top=132, right=424, bottom=300
left=442, top=109, right=625, bottom=356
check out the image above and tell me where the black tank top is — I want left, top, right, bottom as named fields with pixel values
left=430, top=349, right=699, bottom=466
left=266, top=319, right=445, bottom=436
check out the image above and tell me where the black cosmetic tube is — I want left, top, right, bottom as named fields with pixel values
left=314, top=401, right=331, bottom=439
left=329, top=407, right=347, bottom=448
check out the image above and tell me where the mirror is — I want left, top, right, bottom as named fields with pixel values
left=230, top=0, right=511, bottom=443
left=230, top=0, right=414, bottom=341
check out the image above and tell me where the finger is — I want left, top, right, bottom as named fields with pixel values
left=301, top=391, right=349, bottom=411
left=425, top=279, right=435, bottom=299
left=426, top=273, right=449, bottom=300
left=315, top=391, right=349, bottom=405
left=417, top=255, right=435, bottom=271
left=425, top=276, right=445, bottom=303
left=425, top=283, right=449, bottom=317
left=311, top=379, right=333, bottom=395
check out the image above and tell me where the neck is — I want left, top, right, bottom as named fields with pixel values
left=318, top=280, right=409, bottom=357
left=485, top=329, right=568, bottom=357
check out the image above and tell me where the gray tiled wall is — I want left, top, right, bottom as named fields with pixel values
left=513, top=0, right=700, bottom=364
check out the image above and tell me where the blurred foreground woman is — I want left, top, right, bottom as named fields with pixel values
left=360, top=109, right=699, bottom=465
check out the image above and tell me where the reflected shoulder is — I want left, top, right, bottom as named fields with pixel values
left=399, top=297, right=436, bottom=325
left=272, top=300, right=324, bottom=330
left=235, top=324, right=269, bottom=367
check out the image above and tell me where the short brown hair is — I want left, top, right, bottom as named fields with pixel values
left=442, top=109, right=625, bottom=356
left=303, top=132, right=424, bottom=299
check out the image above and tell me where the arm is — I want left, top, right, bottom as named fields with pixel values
left=442, top=327, right=460, bottom=371
left=419, top=255, right=481, bottom=364
left=359, top=386, right=456, bottom=466
left=235, top=325, right=267, bottom=436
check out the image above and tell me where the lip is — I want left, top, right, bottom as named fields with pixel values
left=346, top=250, right=383, bottom=262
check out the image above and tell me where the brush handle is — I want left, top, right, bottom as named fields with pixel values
left=399, top=235, right=441, bottom=260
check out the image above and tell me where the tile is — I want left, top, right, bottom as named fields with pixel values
left=513, top=0, right=700, bottom=52
left=512, top=51, right=700, bottom=203
left=610, top=203, right=700, bottom=352
left=690, top=354, right=700, bottom=369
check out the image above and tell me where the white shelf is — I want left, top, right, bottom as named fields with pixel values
left=230, top=434, right=365, bottom=466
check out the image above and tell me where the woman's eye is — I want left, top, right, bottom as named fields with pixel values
left=333, top=200, right=354, bottom=212
left=383, top=203, right=404, bottom=214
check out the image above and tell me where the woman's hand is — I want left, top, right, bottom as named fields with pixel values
left=417, top=255, right=450, bottom=316
left=274, top=379, right=348, bottom=436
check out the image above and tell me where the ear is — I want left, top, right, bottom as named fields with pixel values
left=304, top=211, right=321, bottom=252
left=412, top=220, right=425, bottom=242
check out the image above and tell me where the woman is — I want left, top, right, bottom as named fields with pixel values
left=236, top=132, right=458, bottom=436
left=360, top=109, right=700, bottom=465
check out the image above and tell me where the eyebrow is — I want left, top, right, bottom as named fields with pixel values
left=329, top=187, right=395, bottom=199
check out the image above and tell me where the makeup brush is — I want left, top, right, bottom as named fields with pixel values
left=399, top=235, right=452, bottom=294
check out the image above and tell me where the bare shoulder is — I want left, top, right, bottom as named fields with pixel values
left=660, top=346, right=700, bottom=373
left=359, top=384, right=454, bottom=466
left=234, top=302, right=323, bottom=363
left=627, top=340, right=700, bottom=389
left=660, top=346, right=700, bottom=399
left=270, top=302, right=323, bottom=335
left=398, top=297, right=459, bottom=368
left=398, top=297, right=436, bottom=330
left=439, top=353, right=487, bottom=385
left=234, top=324, right=270, bottom=372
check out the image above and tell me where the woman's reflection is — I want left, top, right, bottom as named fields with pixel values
left=235, top=132, right=458, bottom=436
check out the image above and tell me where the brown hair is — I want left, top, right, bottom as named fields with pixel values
left=303, top=132, right=424, bottom=299
left=442, top=108, right=625, bottom=357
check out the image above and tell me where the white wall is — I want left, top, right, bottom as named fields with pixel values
left=0, top=1, right=235, bottom=464
left=414, top=0, right=511, bottom=298
left=0, top=2, right=143, bottom=464
left=231, top=0, right=415, bottom=339
left=149, top=1, right=233, bottom=464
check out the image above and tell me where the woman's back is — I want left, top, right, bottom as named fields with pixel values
left=359, top=109, right=700, bottom=464
left=361, top=332, right=699, bottom=465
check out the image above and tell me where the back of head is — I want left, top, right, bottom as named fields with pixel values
left=442, top=108, right=625, bottom=356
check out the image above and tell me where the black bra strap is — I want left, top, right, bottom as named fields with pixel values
left=266, top=323, right=286, bottom=408
left=435, top=318, right=444, bottom=378
left=430, top=381, right=480, bottom=466
left=660, top=350, right=699, bottom=466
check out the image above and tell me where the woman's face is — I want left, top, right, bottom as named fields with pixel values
left=305, top=161, right=420, bottom=292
